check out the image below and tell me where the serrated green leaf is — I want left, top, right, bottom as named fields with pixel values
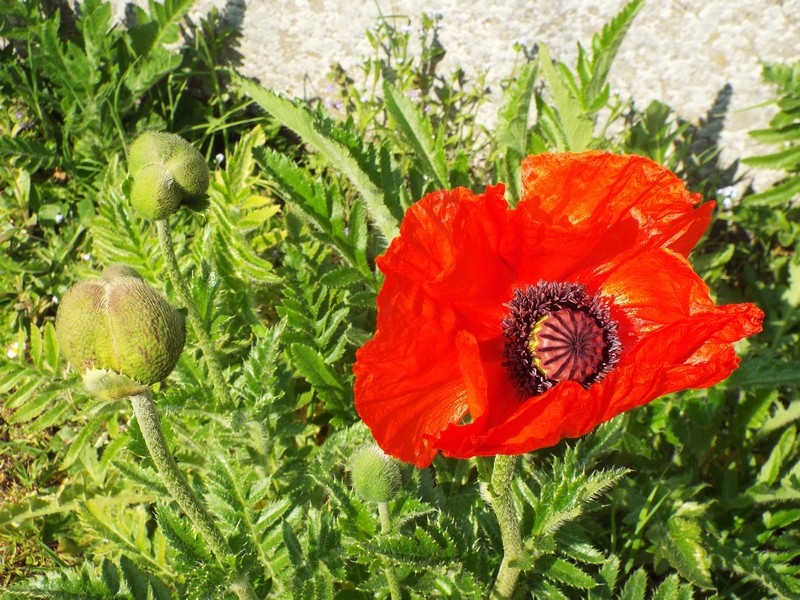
left=538, top=45, right=594, bottom=151
left=757, top=425, right=796, bottom=486
left=43, top=321, right=60, bottom=372
left=496, top=62, right=538, bottom=155
left=237, top=77, right=401, bottom=241
left=585, top=0, right=644, bottom=106
left=651, top=574, right=680, bottom=600
left=8, top=387, right=60, bottom=424
left=744, top=176, right=800, bottom=206
left=100, top=559, right=121, bottom=595
left=288, top=343, right=343, bottom=391
left=62, top=413, right=109, bottom=468
left=156, top=503, right=212, bottom=565
left=728, top=355, right=800, bottom=388
left=742, top=146, right=800, bottom=170
left=119, top=555, right=149, bottom=600
left=542, top=557, right=597, bottom=589
left=383, top=81, right=448, bottom=188
left=619, top=568, right=647, bottom=600
left=652, top=518, right=713, bottom=589
left=750, top=122, right=800, bottom=143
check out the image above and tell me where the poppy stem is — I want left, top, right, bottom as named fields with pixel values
left=378, top=502, right=403, bottom=600
left=156, top=219, right=233, bottom=409
left=489, top=454, right=523, bottom=600
left=129, top=391, right=258, bottom=600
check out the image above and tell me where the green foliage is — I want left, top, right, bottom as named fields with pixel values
left=744, top=62, right=800, bottom=205
left=2, top=1, right=798, bottom=599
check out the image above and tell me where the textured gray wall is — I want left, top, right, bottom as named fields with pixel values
left=116, top=0, right=800, bottom=192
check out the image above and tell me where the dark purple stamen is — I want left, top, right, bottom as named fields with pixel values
left=501, top=280, right=621, bottom=398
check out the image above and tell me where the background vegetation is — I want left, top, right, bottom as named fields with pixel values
left=1, top=0, right=799, bottom=597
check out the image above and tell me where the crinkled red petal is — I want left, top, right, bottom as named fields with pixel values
left=353, top=275, right=468, bottom=467
left=520, top=152, right=713, bottom=259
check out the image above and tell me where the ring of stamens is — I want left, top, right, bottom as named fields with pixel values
left=502, top=280, right=621, bottom=398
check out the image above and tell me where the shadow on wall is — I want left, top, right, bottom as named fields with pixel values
left=682, top=83, right=740, bottom=197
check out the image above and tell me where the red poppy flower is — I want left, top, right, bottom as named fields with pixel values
left=354, top=151, right=764, bottom=468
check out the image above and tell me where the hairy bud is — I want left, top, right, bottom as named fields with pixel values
left=56, top=266, right=186, bottom=394
left=349, top=444, right=404, bottom=503
left=127, top=131, right=209, bottom=220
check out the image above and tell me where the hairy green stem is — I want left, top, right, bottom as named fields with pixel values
left=378, top=502, right=403, bottom=600
left=129, top=392, right=257, bottom=600
left=155, top=219, right=233, bottom=408
left=489, top=454, right=523, bottom=600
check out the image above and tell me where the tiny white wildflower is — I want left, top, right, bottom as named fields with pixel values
left=6, top=342, right=19, bottom=359
left=215, top=153, right=225, bottom=166
left=81, top=252, right=92, bottom=262
left=55, top=213, right=64, bottom=224
left=716, top=185, right=740, bottom=200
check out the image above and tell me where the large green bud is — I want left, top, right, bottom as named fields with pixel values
left=56, top=266, right=186, bottom=397
left=127, top=131, right=209, bottom=220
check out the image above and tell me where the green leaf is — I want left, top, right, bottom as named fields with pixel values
left=8, top=386, right=60, bottom=424
left=156, top=503, right=212, bottom=565
left=0, top=135, right=57, bottom=171
left=119, top=555, right=149, bottom=600
left=496, top=62, right=538, bottom=155
left=62, top=412, right=109, bottom=469
left=619, top=568, right=647, bottom=600
left=728, top=355, right=800, bottom=388
left=383, top=81, right=449, bottom=188
left=538, top=45, right=594, bottom=151
left=750, top=122, right=800, bottom=143
left=742, top=146, right=800, bottom=170
left=757, top=425, right=796, bottom=486
left=651, top=518, right=714, bottom=588
left=651, top=574, right=680, bottom=600
left=584, top=0, right=644, bottom=106
left=43, top=321, right=60, bottom=372
left=129, top=0, right=194, bottom=56
left=744, top=175, right=800, bottom=206
left=541, top=557, right=597, bottom=589
left=100, top=559, right=121, bottom=595
left=288, top=343, right=344, bottom=392
left=237, top=77, right=401, bottom=242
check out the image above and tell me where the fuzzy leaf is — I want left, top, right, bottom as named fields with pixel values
left=651, top=518, right=713, bottom=588
left=237, top=77, right=401, bottom=241
left=383, top=81, right=448, bottom=188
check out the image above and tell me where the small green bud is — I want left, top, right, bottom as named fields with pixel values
left=127, top=131, right=209, bottom=220
left=56, top=266, right=186, bottom=394
left=349, top=444, right=403, bottom=503
left=129, top=164, right=182, bottom=221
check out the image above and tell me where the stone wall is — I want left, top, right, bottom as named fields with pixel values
left=114, top=0, right=800, bottom=192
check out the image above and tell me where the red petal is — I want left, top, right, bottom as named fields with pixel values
left=520, top=152, right=712, bottom=259
left=379, top=185, right=515, bottom=339
left=354, top=276, right=469, bottom=467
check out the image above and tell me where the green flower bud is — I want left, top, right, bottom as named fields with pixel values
left=127, top=131, right=209, bottom=220
left=349, top=444, right=403, bottom=503
left=56, top=266, right=186, bottom=394
left=129, top=164, right=182, bottom=221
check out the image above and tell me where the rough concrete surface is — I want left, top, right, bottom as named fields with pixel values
left=114, top=0, right=800, bottom=192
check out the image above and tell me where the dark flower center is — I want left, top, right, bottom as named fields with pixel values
left=501, top=281, right=621, bottom=398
